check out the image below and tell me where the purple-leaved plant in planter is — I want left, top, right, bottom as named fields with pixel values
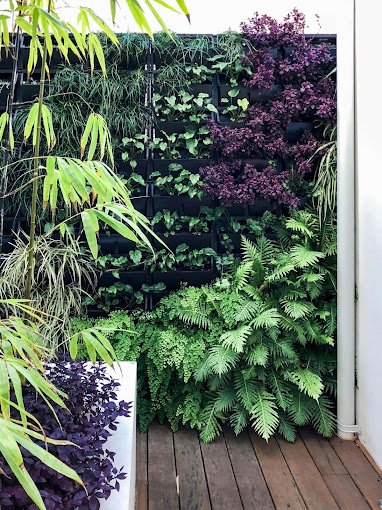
left=200, top=161, right=299, bottom=208
left=0, top=361, right=131, bottom=510
left=203, top=9, right=336, bottom=206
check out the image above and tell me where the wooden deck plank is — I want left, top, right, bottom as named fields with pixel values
left=224, top=427, right=275, bottom=510
left=136, top=431, right=148, bottom=510
left=299, top=429, right=347, bottom=475
left=300, top=430, right=370, bottom=510
left=330, top=436, right=382, bottom=509
left=277, top=435, right=339, bottom=510
left=248, top=429, right=307, bottom=510
left=200, top=434, right=243, bottom=510
left=148, top=423, right=179, bottom=510
left=323, top=474, right=372, bottom=510
left=173, top=428, right=211, bottom=510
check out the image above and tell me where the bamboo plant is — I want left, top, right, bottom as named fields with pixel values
left=0, top=1, right=190, bottom=508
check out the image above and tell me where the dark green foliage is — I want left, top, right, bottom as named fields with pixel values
left=71, top=209, right=336, bottom=442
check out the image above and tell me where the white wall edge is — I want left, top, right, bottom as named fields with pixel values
left=99, top=362, right=137, bottom=510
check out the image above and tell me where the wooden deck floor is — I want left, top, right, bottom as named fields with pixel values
left=136, top=423, right=382, bottom=510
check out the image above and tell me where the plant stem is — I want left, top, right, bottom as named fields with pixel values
left=25, top=1, right=51, bottom=301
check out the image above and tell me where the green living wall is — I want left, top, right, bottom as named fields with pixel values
left=1, top=10, right=337, bottom=441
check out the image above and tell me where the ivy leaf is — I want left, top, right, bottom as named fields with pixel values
left=206, top=103, right=218, bottom=114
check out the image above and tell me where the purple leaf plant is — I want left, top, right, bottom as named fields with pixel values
left=201, top=9, right=335, bottom=207
left=0, top=360, right=132, bottom=510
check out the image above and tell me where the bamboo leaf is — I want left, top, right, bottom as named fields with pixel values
left=81, top=114, right=94, bottom=159
left=0, top=420, right=45, bottom=510
left=14, top=431, right=84, bottom=487
left=69, top=334, right=78, bottom=360
left=81, top=211, right=98, bottom=259
left=0, top=360, right=10, bottom=418
left=93, top=209, right=140, bottom=243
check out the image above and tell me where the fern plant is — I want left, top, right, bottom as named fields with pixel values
left=167, top=209, right=337, bottom=442
left=75, top=210, right=336, bottom=443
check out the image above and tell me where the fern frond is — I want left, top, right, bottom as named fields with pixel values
left=288, top=391, right=316, bottom=425
left=206, top=345, right=239, bottom=376
left=250, top=384, right=279, bottom=441
left=230, top=405, right=249, bottom=435
left=241, top=236, right=260, bottom=264
left=246, top=344, right=269, bottom=367
left=278, top=411, right=297, bottom=442
left=279, top=316, right=307, bottom=345
left=221, top=325, right=252, bottom=353
left=268, top=263, right=295, bottom=282
left=215, top=387, right=237, bottom=413
left=194, top=354, right=211, bottom=381
left=285, top=369, right=324, bottom=400
left=234, top=373, right=258, bottom=412
left=290, top=245, right=324, bottom=268
left=280, top=299, right=315, bottom=319
left=235, top=261, right=253, bottom=291
left=199, top=400, right=222, bottom=442
left=286, top=214, right=314, bottom=238
left=268, top=369, right=292, bottom=410
left=324, top=375, right=337, bottom=397
left=251, top=308, right=280, bottom=329
left=268, top=338, right=297, bottom=361
left=177, top=303, right=212, bottom=330
left=311, top=396, right=336, bottom=437
left=234, top=299, right=260, bottom=322
left=256, top=236, right=276, bottom=264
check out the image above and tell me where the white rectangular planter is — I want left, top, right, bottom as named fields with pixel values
left=100, top=361, right=137, bottom=510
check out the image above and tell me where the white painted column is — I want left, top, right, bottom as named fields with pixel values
left=336, top=1, right=356, bottom=440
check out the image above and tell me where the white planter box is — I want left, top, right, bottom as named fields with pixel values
left=100, top=362, right=137, bottom=510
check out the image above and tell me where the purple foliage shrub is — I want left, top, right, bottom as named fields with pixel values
left=200, top=161, right=299, bottom=208
left=201, top=10, right=335, bottom=206
left=0, top=361, right=132, bottom=510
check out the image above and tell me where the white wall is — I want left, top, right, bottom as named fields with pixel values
left=60, top=0, right=340, bottom=34
left=355, top=0, right=382, bottom=469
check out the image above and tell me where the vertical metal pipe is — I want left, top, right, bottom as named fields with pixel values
left=336, top=0, right=356, bottom=439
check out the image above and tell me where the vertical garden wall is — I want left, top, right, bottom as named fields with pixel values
left=1, top=18, right=336, bottom=314
left=0, top=11, right=338, bottom=444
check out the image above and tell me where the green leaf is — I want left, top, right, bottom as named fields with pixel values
left=228, top=88, right=240, bottom=98
left=81, top=211, right=98, bottom=259
left=206, top=103, right=218, bottom=114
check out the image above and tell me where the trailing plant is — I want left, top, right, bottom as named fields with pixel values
left=220, top=88, right=250, bottom=122
left=122, top=133, right=148, bottom=169
left=86, top=282, right=144, bottom=312
left=152, top=207, right=223, bottom=236
left=0, top=360, right=132, bottom=510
